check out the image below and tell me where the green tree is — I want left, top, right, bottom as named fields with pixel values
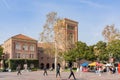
left=63, top=49, right=77, bottom=62
left=94, top=41, right=108, bottom=61
left=75, top=41, right=88, bottom=60
left=0, top=45, right=3, bottom=58
left=75, top=41, right=96, bottom=61
left=86, top=45, right=95, bottom=61
left=63, top=41, right=88, bottom=64
left=63, top=41, right=97, bottom=67
left=107, top=40, right=120, bottom=61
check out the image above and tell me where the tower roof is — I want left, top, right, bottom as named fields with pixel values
left=64, top=18, right=78, bottom=24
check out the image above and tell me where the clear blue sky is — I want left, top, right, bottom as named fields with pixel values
left=0, top=0, right=120, bottom=45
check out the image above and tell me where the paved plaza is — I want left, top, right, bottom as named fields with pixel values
left=0, top=70, right=120, bottom=80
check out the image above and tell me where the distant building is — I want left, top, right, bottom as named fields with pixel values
left=2, top=34, right=38, bottom=59
left=1, top=18, right=78, bottom=69
left=38, top=18, right=78, bottom=69
left=62, top=18, right=78, bottom=44
left=38, top=42, right=55, bottom=69
left=54, top=18, right=78, bottom=51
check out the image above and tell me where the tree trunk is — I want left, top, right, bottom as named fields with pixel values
left=54, top=40, right=57, bottom=72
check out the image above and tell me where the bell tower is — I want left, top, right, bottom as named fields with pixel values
left=54, top=18, right=78, bottom=51
left=63, top=18, right=78, bottom=44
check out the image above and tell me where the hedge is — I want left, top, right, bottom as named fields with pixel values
left=7, top=59, right=39, bottom=70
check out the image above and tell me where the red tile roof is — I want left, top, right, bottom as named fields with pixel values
left=12, top=34, right=36, bottom=41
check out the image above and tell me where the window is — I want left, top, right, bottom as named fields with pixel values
left=68, top=33, right=74, bottom=44
left=16, top=53, right=20, bottom=58
left=30, top=45, right=35, bottom=51
left=23, top=44, right=28, bottom=51
left=29, top=54, right=34, bottom=58
left=21, top=54, right=25, bottom=58
left=67, top=25, right=74, bottom=30
left=25, top=54, right=29, bottom=58
left=22, top=54, right=26, bottom=58
left=15, top=43, right=21, bottom=50
left=31, top=54, right=34, bottom=58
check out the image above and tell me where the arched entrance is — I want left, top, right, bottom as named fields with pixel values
left=52, top=63, right=55, bottom=69
left=46, top=63, right=49, bottom=69
left=40, top=63, right=44, bottom=69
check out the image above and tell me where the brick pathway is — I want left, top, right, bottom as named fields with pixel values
left=0, top=70, right=120, bottom=80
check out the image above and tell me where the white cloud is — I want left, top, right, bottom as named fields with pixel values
left=2, top=0, right=10, bottom=9
left=0, top=0, right=10, bottom=9
left=79, top=0, right=105, bottom=8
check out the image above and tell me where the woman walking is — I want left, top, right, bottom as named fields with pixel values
left=43, top=67, right=48, bottom=76
left=56, top=63, right=61, bottom=78
left=17, top=64, right=22, bottom=75
left=68, top=67, right=76, bottom=80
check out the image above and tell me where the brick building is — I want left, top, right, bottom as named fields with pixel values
left=38, top=42, right=55, bottom=69
left=38, top=18, right=78, bottom=69
left=1, top=18, right=78, bottom=69
left=2, top=34, right=38, bottom=59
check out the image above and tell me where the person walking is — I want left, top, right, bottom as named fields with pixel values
left=43, top=67, right=48, bottom=76
left=98, top=66, right=102, bottom=76
left=17, top=64, right=22, bottom=75
left=68, top=67, right=76, bottom=80
left=56, top=63, right=61, bottom=78
left=118, top=62, right=120, bottom=74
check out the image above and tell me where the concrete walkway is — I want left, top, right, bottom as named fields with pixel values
left=0, top=70, right=120, bottom=80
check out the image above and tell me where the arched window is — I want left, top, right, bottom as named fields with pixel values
left=23, top=44, right=28, bottom=51
left=30, top=45, right=35, bottom=51
left=15, top=43, right=21, bottom=50
left=16, top=53, right=20, bottom=58
left=68, top=33, right=74, bottom=44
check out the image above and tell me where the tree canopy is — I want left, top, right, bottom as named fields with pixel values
left=107, top=40, right=120, bottom=61
left=0, top=46, right=3, bottom=58
left=63, top=41, right=96, bottom=62
left=94, top=41, right=108, bottom=61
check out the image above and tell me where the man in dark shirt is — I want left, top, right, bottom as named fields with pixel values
left=43, top=67, right=48, bottom=76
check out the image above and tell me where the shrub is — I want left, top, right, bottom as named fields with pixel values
left=8, top=59, right=39, bottom=70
